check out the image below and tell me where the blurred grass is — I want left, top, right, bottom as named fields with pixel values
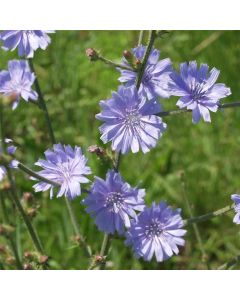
left=1, top=30, right=240, bottom=269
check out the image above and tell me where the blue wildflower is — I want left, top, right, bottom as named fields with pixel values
left=83, top=170, right=145, bottom=234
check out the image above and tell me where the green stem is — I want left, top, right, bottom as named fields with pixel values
left=138, top=30, right=144, bottom=46
left=98, top=55, right=133, bottom=71
left=184, top=204, right=234, bottom=226
left=7, top=168, right=44, bottom=254
left=64, top=197, right=92, bottom=258
left=18, top=162, right=58, bottom=186
left=136, top=30, right=156, bottom=89
left=157, top=102, right=240, bottom=118
left=114, top=152, right=121, bottom=172
left=0, top=104, right=44, bottom=264
left=28, top=59, right=56, bottom=144
left=218, top=255, right=240, bottom=270
left=0, top=192, right=23, bottom=269
left=181, top=175, right=209, bottom=268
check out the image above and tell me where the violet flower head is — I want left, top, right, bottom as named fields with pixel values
left=231, top=194, right=240, bottom=224
left=0, top=60, right=38, bottom=110
left=33, top=144, right=91, bottom=200
left=169, top=61, right=231, bottom=124
left=125, top=201, right=186, bottom=262
left=83, top=170, right=145, bottom=234
left=96, top=86, right=167, bottom=154
left=0, top=30, right=55, bottom=58
left=118, top=45, right=173, bottom=99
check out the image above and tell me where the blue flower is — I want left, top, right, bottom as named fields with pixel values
left=33, top=144, right=91, bottom=200
left=125, top=201, right=186, bottom=262
left=118, top=45, right=172, bottom=99
left=96, top=86, right=167, bottom=154
left=83, top=170, right=145, bottom=234
left=231, top=194, right=240, bottom=224
left=169, top=61, right=231, bottom=123
left=0, top=30, right=54, bottom=58
left=0, top=60, right=38, bottom=110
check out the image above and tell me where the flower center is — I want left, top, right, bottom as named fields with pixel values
left=191, top=81, right=207, bottom=101
left=145, top=221, right=163, bottom=238
left=58, top=162, right=73, bottom=182
left=106, top=192, right=123, bottom=208
left=124, top=109, right=140, bottom=128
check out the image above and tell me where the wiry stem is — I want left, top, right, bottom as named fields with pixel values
left=157, top=102, right=240, bottom=118
left=138, top=30, right=144, bottom=46
left=0, top=104, right=45, bottom=262
left=218, top=255, right=240, bottom=270
left=0, top=192, right=23, bottom=269
left=181, top=175, right=209, bottom=269
left=98, top=55, right=134, bottom=71
left=64, top=198, right=92, bottom=258
left=7, top=168, right=44, bottom=254
left=184, top=204, right=234, bottom=226
left=28, top=59, right=56, bottom=145
left=136, top=30, right=156, bottom=89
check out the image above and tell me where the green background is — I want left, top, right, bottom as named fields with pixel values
left=1, top=31, right=240, bottom=270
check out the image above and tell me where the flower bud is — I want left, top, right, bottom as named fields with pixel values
left=123, top=50, right=132, bottom=60
left=88, top=145, right=105, bottom=157
left=6, top=256, right=15, bottom=265
left=24, top=251, right=34, bottom=260
left=23, top=263, right=33, bottom=270
left=39, top=255, right=49, bottom=265
left=86, top=48, right=99, bottom=61
left=0, top=245, right=6, bottom=253
left=23, top=192, right=34, bottom=203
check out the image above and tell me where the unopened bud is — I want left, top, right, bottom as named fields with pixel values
left=23, top=192, right=33, bottom=203
left=88, top=145, right=105, bottom=157
left=0, top=245, right=6, bottom=253
left=94, top=255, right=106, bottom=263
left=24, top=251, right=34, bottom=260
left=23, top=263, right=33, bottom=270
left=6, top=256, right=15, bottom=265
left=135, top=59, right=141, bottom=66
left=86, top=48, right=99, bottom=61
left=39, top=255, right=49, bottom=265
left=123, top=50, right=132, bottom=60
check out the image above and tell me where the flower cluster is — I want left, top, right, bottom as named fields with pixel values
left=83, top=170, right=186, bottom=261
left=0, top=30, right=54, bottom=58
left=1, top=30, right=238, bottom=268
